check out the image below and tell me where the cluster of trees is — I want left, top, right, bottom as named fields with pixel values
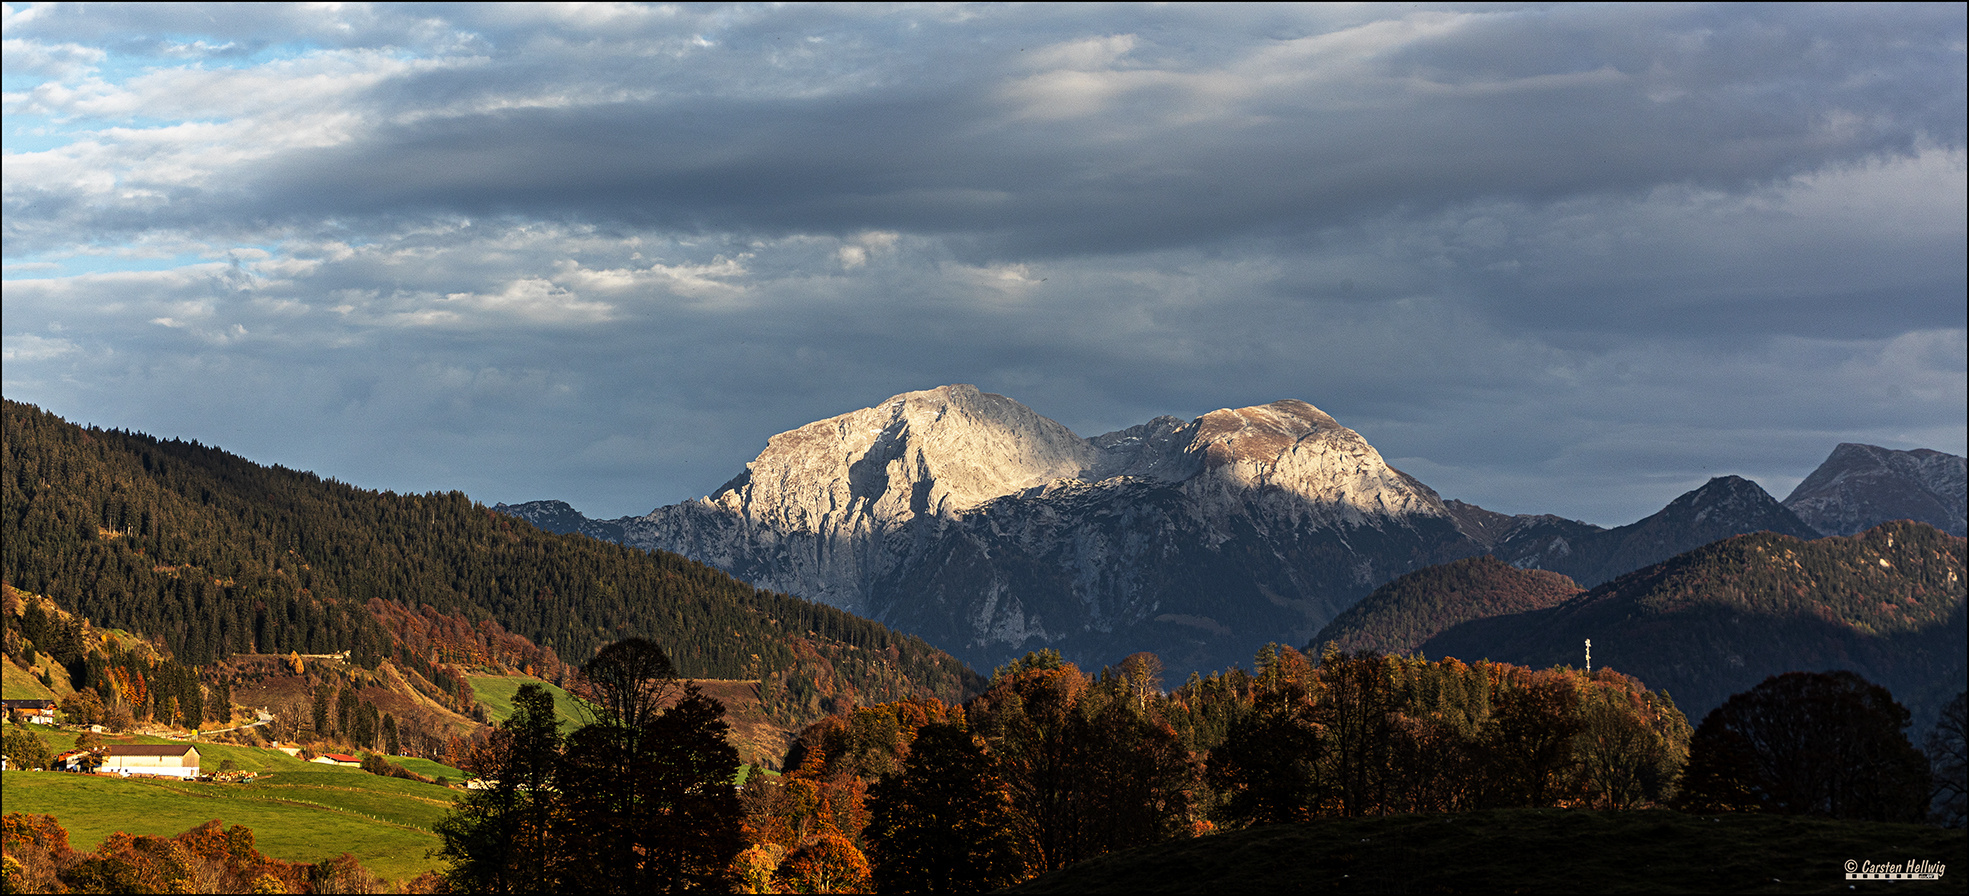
left=3, top=398, right=978, bottom=729
left=717, top=648, right=1966, bottom=894
left=1, top=726, right=55, bottom=772
left=310, top=681, right=404, bottom=756
left=434, top=639, right=746, bottom=894
left=708, top=646, right=1693, bottom=893
left=1679, top=671, right=1950, bottom=823
left=1202, top=647, right=1690, bottom=821
left=0, top=813, right=411, bottom=894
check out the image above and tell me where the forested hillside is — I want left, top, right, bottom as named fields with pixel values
left=1421, top=522, right=1967, bottom=728
left=1, top=399, right=981, bottom=721
left=1310, top=555, right=1584, bottom=655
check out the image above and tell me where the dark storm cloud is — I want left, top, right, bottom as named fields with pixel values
left=230, top=4, right=1960, bottom=259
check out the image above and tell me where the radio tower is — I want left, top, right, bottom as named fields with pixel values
left=1585, top=638, right=1592, bottom=673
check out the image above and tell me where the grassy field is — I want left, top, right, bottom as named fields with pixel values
left=2, top=656, right=58, bottom=700
left=2, top=724, right=464, bottom=884
left=1010, top=808, right=1968, bottom=895
left=465, top=673, right=589, bottom=729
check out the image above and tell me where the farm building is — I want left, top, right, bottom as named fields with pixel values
left=100, top=744, right=201, bottom=779
left=53, top=750, right=101, bottom=773
left=312, top=753, right=361, bottom=766
left=1, top=699, right=56, bottom=725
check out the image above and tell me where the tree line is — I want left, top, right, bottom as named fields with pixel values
left=415, top=633, right=1964, bottom=893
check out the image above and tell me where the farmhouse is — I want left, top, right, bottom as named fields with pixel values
left=100, top=744, right=201, bottom=779
left=53, top=750, right=101, bottom=773
left=1, top=698, right=56, bottom=725
left=312, top=752, right=362, bottom=766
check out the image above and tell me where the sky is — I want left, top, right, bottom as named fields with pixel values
left=3, top=3, right=1964, bottom=527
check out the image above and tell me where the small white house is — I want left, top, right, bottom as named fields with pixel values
left=100, top=744, right=201, bottom=779
left=311, top=752, right=362, bottom=766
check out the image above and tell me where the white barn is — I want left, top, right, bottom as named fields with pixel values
left=101, top=744, right=201, bottom=779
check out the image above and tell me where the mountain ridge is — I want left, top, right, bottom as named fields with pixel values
left=501, top=387, right=1963, bottom=680
left=580, top=385, right=1469, bottom=676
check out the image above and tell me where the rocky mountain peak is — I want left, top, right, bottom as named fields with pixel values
left=600, top=386, right=1467, bottom=661
left=1190, top=400, right=1341, bottom=466
left=1621, top=475, right=1816, bottom=541
left=1178, top=399, right=1445, bottom=520
left=709, top=384, right=1096, bottom=531
left=1672, top=475, right=1774, bottom=521
left=1783, top=443, right=1966, bottom=536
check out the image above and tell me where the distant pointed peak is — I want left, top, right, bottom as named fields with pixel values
left=1664, top=475, right=1779, bottom=509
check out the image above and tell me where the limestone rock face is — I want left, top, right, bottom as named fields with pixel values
left=611, top=385, right=1472, bottom=676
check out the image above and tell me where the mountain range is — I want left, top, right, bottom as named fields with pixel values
left=498, top=385, right=1967, bottom=678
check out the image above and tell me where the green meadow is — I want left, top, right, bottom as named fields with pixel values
left=466, top=673, right=590, bottom=729
left=2, top=658, right=57, bottom=700
left=2, top=724, right=463, bottom=883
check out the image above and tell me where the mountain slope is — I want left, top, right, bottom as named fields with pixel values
left=1783, top=443, right=1967, bottom=537
left=1421, top=521, right=1967, bottom=726
left=1, top=398, right=981, bottom=727
left=572, top=385, right=1479, bottom=677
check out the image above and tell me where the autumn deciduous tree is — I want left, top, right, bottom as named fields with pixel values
left=1313, top=649, right=1405, bottom=816
left=1, top=812, right=75, bottom=894
left=968, top=655, right=1195, bottom=873
left=773, top=832, right=871, bottom=894
left=1481, top=669, right=1584, bottom=808
left=2, top=815, right=321, bottom=894
left=556, top=639, right=742, bottom=894
left=1679, top=671, right=1931, bottom=822
left=1574, top=673, right=1689, bottom=810
left=866, top=722, right=1028, bottom=894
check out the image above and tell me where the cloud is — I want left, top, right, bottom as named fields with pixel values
left=1, top=3, right=1962, bottom=525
